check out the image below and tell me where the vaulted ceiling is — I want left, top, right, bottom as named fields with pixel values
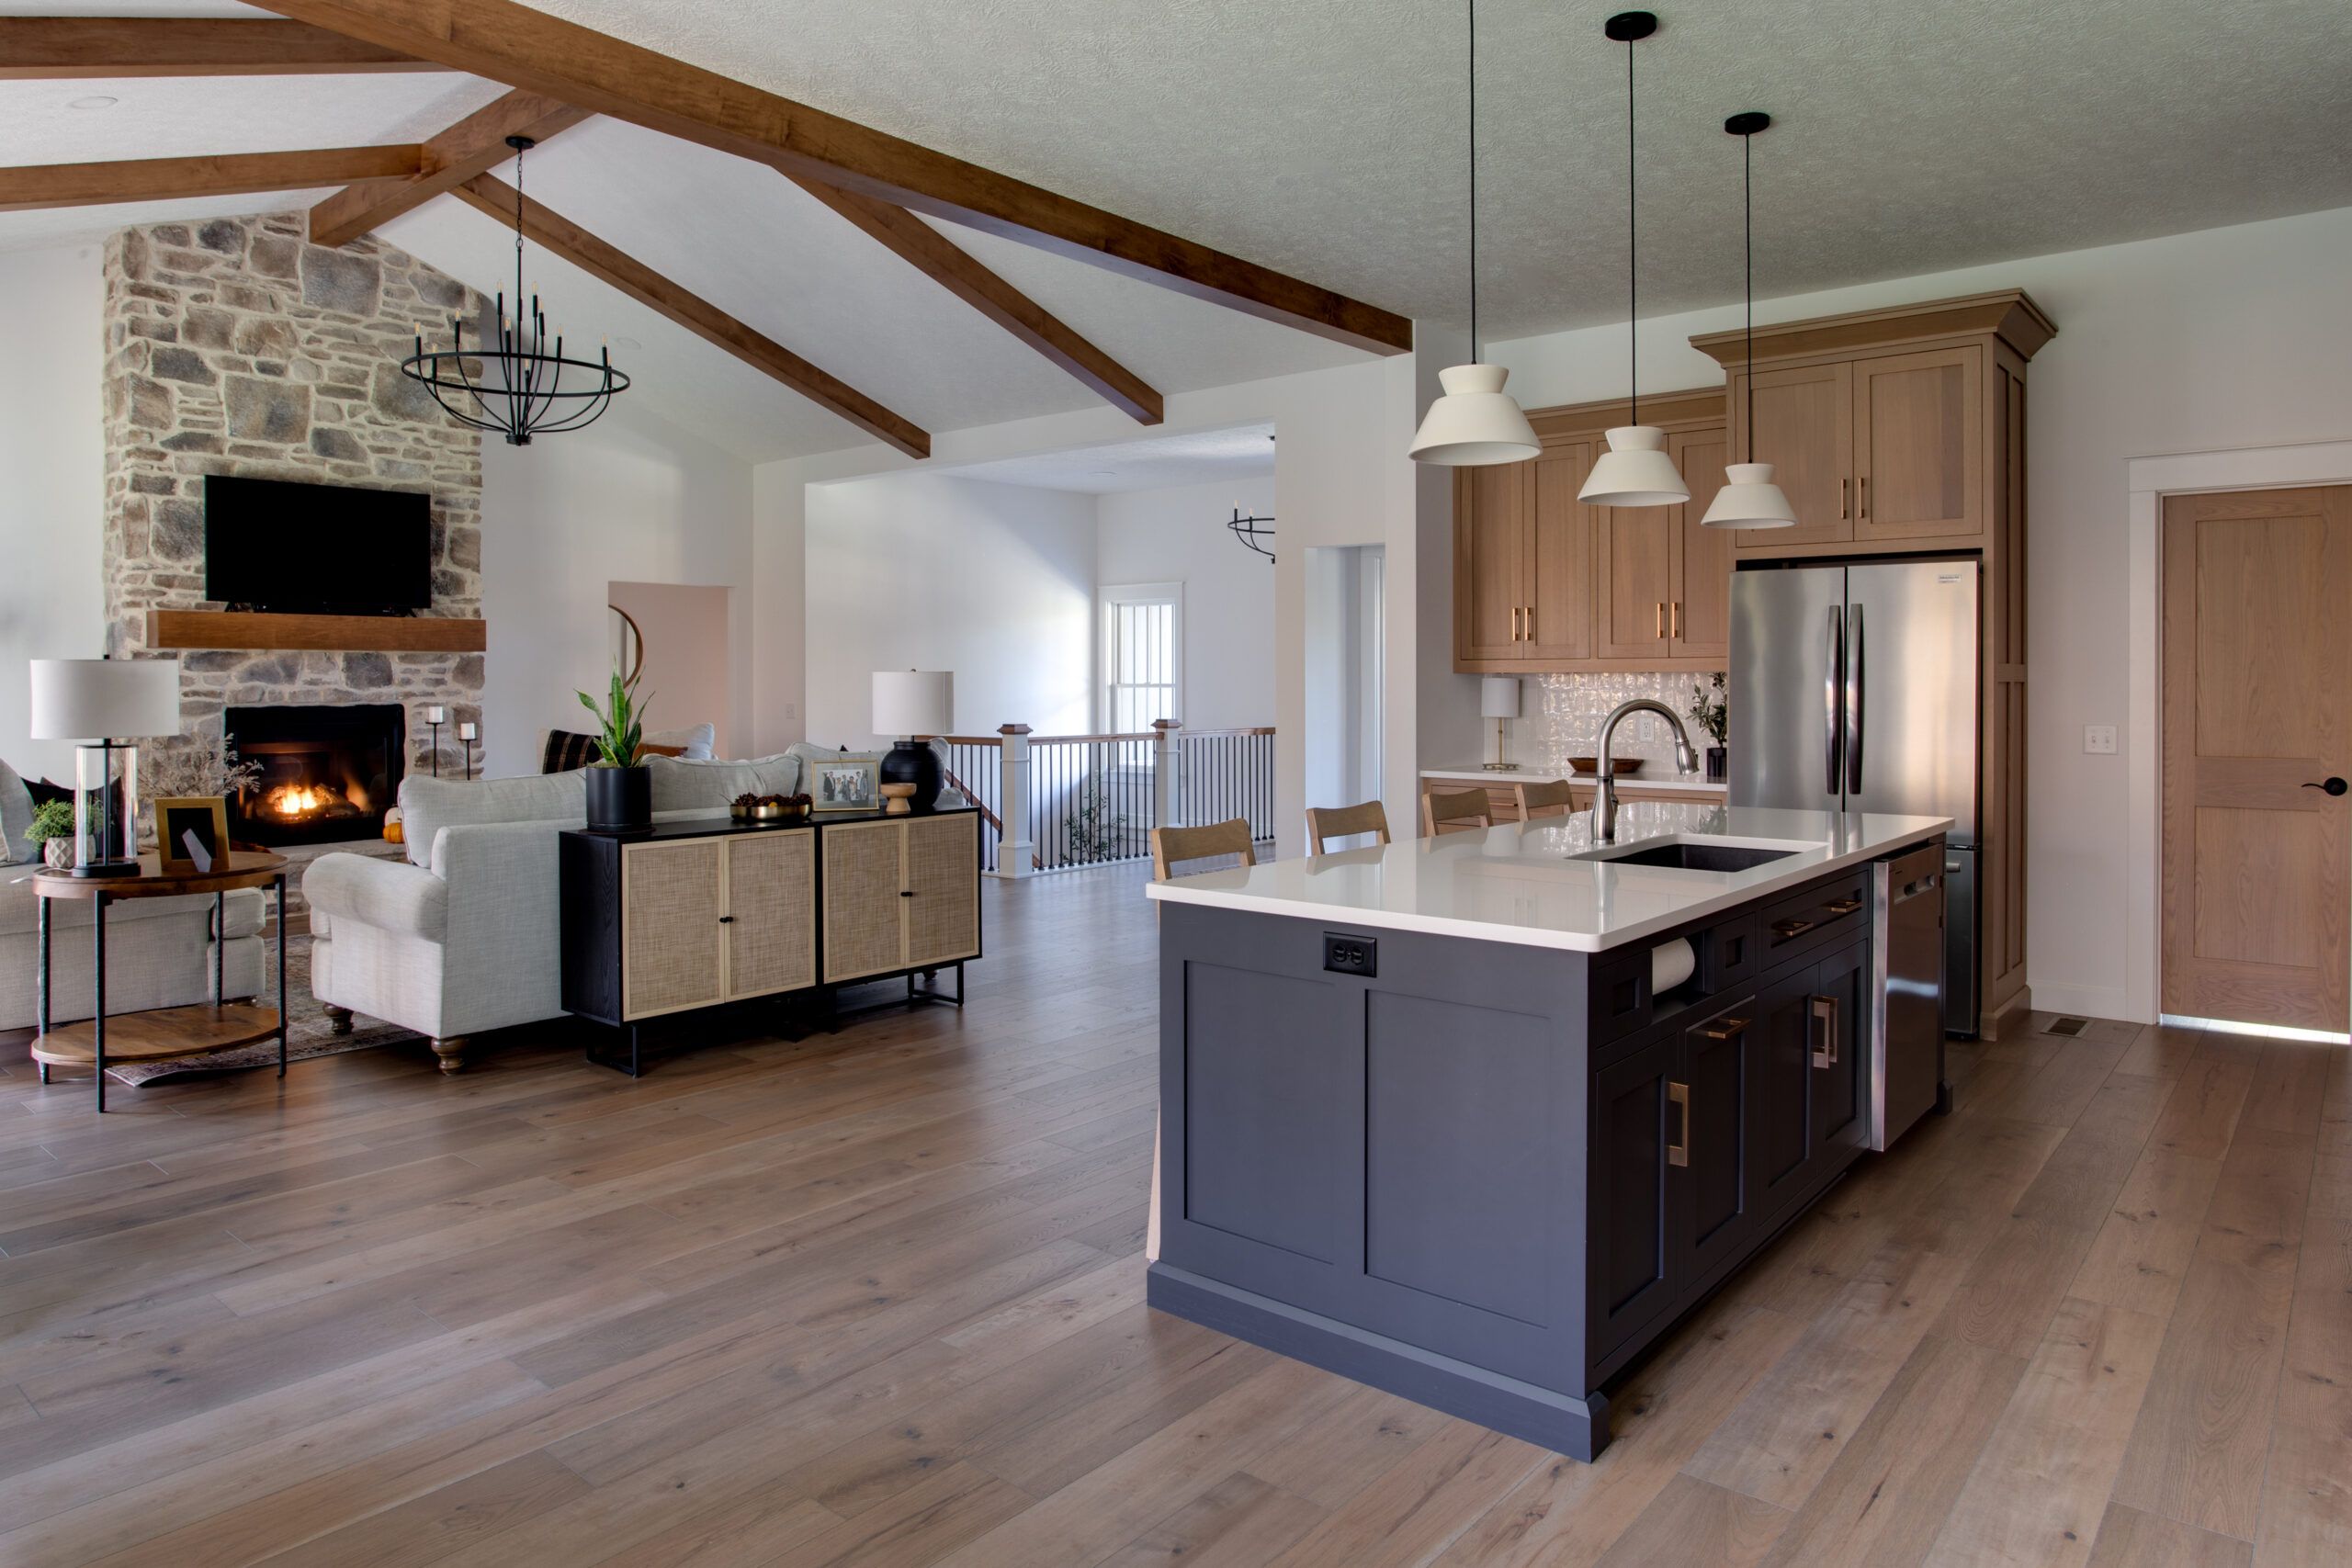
left=5, top=0, right=2348, bottom=463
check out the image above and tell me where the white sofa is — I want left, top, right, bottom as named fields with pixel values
left=302, top=748, right=857, bottom=1071
left=1, top=876, right=266, bottom=1032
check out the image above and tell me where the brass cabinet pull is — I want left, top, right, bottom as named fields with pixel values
left=1511, top=605, right=1520, bottom=641
left=1670, top=601, right=1682, bottom=640
left=1859, top=475, right=1869, bottom=522
left=1698, top=1015, right=1750, bottom=1042
left=1655, top=602, right=1666, bottom=639
left=1525, top=604, right=1535, bottom=641
left=1825, top=897, right=1863, bottom=916
left=1841, top=477, right=1850, bottom=520
left=1811, top=995, right=1838, bottom=1067
left=1667, top=1080, right=1690, bottom=1167
left=1770, top=916, right=1815, bottom=938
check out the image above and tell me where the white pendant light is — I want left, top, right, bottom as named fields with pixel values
left=1579, top=12, right=1688, bottom=508
left=1702, top=111, right=1797, bottom=528
left=1410, top=0, right=1539, bottom=468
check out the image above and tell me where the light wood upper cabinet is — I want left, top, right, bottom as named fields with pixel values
left=1672, top=428, right=1732, bottom=660
left=1593, top=491, right=1676, bottom=659
left=1524, top=440, right=1597, bottom=661
left=1455, top=461, right=1527, bottom=661
left=1855, top=346, right=1982, bottom=541
left=1731, top=362, right=1852, bottom=551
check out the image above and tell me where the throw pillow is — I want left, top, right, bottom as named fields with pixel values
left=541, top=728, right=602, bottom=773
left=643, top=723, right=717, bottom=761
left=0, top=758, right=31, bottom=865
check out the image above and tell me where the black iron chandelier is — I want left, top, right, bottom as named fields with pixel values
left=1226, top=504, right=1275, bottom=564
left=401, top=135, right=629, bottom=445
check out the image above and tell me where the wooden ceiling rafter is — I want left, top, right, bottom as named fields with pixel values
left=251, top=0, right=1412, bottom=354
left=0, top=17, right=442, bottom=77
left=451, top=173, right=931, bottom=458
left=0, top=145, right=423, bottom=214
left=787, top=174, right=1162, bottom=424
left=307, top=87, right=589, bottom=247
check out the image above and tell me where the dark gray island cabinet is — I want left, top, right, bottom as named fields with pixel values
left=1145, top=807, right=1947, bottom=1461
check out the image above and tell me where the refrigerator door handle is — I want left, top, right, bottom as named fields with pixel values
left=1824, top=605, right=1845, bottom=797
left=1846, top=603, right=1865, bottom=796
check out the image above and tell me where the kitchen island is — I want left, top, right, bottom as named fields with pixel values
left=1145, top=803, right=1949, bottom=1461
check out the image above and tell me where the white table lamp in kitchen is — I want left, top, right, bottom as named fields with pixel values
left=28, top=656, right=183, bottom=877
left=1481, top=675, right=1521, bottom=772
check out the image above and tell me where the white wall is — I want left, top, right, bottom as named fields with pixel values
left=1493, top=204, right=2352, bottom=1021
left=1095, top=474, right=1275, bottom=730
left=481, top=400, right=753, bottom=777
left=802, top=472, right=1098, bottom=748
left=0, top=244, right=106, bottom=783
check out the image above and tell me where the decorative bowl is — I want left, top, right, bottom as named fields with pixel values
left=1567, top=757, right=1645, bottom=777
left=731, top=799, right=787, bottom=824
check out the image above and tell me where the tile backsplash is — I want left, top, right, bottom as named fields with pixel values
left=1509, top=671, right=1726, bottom=772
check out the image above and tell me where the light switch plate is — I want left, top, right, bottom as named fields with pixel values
left=2084, top=724, right=2118, bottom=754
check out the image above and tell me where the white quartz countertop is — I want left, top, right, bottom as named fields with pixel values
left=1147, top=802, right=1950, bottom=953
left=1420, top=764, right=1727, bottom=795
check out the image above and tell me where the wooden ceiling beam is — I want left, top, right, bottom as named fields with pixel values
left=309, top=88, right=588, bottom=247
left=254, top=0, right=1411, bottom=354
left=0, top=17, right=441, bottom=77
left=0, top=145, right=423, bottom=214
left=452, top=174, right=931, bottom=458
left=789, top=174, right=1161, bottom=424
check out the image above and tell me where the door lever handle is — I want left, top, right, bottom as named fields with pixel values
left=2304, top=777, right=2348, bottom=796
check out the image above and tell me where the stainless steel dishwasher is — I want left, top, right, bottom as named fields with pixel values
left=1871, top=840, right=1948, bottom=1150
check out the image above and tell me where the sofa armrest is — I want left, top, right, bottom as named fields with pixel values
left=302, top=853, right=447, bottom=942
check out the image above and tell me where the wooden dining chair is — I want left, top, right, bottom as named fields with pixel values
left=1514, top=778, right=1580, bottom=820
left=1306, top=800, right=1392, bottom=854
left=1148, top=818, right=1258, bottom=881
left=1420, top=788, right=1494, bottom=837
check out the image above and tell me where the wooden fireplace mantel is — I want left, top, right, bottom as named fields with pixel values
left=144, top=610, right=487, bottom=654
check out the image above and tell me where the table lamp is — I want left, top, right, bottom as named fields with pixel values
left=872, top=671, right=953, bottom=809
left=29, top=656, right=182, bottom=877
left=1481, top=675, right=1521, bottom=772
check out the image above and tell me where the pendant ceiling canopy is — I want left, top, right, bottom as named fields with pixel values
left=1702, top=110, right=1798, bottom=528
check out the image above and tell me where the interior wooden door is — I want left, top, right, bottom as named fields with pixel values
left=821, top=820, right=905, bottom=983
left=905, top=813, right=980, bottom=966
left=2161, top=487, right=2351, bottom=1032
left=1454, top=462, right=1528, bottom=664
left=1592, top=493, right=1676, bottom=660
left=723, top=829, right=815, bottom=1000
left=1522, top=440, right=1596, bottom=661
left=620, top=839, right=724, bottom=1021
left=1854, top=346, right=1983, bottom=541
left=1733, top=362, right=1851, bottom=551
left=1670, top=426, right=1732, bottom=660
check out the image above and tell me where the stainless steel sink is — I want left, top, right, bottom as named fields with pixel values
left=1569, top=834, right=1815, bottom=873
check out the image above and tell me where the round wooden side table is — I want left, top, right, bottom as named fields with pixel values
left=32, top=851, right=290, bottom=1112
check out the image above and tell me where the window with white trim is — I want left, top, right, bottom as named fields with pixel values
left=1101, top=583, right=1182, bottom=733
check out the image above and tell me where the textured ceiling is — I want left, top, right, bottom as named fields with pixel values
left=939, top=423, right=1278, bottom=495
left=3, top=0, right=2347, bottom=459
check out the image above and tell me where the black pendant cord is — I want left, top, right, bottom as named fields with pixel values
left=1466, top=0, right=1478, bottom=362
left=1625, top=33, right=1636, bottom=427
left=1744, top=125, right=1753, bottom=438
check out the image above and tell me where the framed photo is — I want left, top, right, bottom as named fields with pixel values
left=155, top=795, right=230, bottom=875
left=810, top=759, right=880, bottom=814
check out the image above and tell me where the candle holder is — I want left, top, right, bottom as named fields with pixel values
left=459, top=722, right=477, bottom=781
left=424, top=706, right=447, bottom=778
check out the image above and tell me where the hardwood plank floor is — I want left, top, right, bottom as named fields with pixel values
left=0, top=863, right=2345, bottom=1565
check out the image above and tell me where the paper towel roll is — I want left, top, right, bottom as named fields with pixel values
left=1650, top=937, right=1696, bottom=994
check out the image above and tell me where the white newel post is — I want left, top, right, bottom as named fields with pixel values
left=992, top=724, right=1034, bottom=879
left=1152, top=718, right=1182, bottom=831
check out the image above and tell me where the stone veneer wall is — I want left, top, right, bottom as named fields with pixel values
left=102, top=211, right=489, bottom=783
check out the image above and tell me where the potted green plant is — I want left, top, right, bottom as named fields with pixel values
left=577, top=667, right=652, bottom=830
left=1690, top=672, right=1729, bottom=783
left=26, top=798, right=76, bottom=870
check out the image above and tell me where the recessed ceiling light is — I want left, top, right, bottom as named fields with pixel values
left=68, top=95, right=119, bottom=111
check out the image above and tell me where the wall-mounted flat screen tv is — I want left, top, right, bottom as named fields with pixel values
left=203, top=475, right=433, bottom=615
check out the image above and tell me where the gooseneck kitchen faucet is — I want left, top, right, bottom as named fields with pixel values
left=1591, top=698, right=1698, bottom=843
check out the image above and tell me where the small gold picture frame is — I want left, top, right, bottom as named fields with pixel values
left=154, top=795, right=230, bottom=876
left=810, top=758, right=881, bottom=814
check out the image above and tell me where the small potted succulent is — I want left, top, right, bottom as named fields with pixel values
left=26, top=798, right=76, bottom=870
left=1690, top=672, right=1729, bottom=783
left=577, top=667, right=653, bottom=831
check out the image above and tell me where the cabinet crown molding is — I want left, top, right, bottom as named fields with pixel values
left=1689, top=288, right=2056, bottom=369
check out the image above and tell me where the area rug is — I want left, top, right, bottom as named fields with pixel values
left=104, top=931, right=421, bottom=1087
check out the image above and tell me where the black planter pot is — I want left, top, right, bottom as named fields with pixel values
left=585, top=764, right=651, bottom=830
left=1704, top=745, right=1728, bottom=784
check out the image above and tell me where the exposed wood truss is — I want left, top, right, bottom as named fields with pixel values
left=308, top=88, right=589, bottom=247
left=0, top=16, right=442, bottom=77
left=788, top=175, right=1162, bottom=424
left=254, top=0, right=1412, bottom=354
left=0, top=145, right=423, bottom=214
left=452, top=174, right=931, bottom=458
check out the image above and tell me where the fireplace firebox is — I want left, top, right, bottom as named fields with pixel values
left=223, top=704, right=406, bottom=847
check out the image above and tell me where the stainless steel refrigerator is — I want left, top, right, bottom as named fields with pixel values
left=1729, top=558, right=1980, bottom=1034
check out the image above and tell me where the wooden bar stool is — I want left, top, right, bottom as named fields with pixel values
left=1306, top=800, right=1391, bottom=854
left=1420, top=788, right=1494, bottom=837
left=1514, top=779, right=1580, bottom=820
left=1148, top=818, right=1257, bottom=881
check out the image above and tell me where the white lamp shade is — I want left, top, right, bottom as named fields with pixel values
left=873, top=670, right=953, bottom=737
left=1578, top=425, right=1690, bottom=507
left=1408, top=364, right=1541, bottom=467
left=1700, top=462, right=1798, bottom=528
left=1480, top=675, right=1521, bottom=720
left=28, top=658, right=181, bottom=740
